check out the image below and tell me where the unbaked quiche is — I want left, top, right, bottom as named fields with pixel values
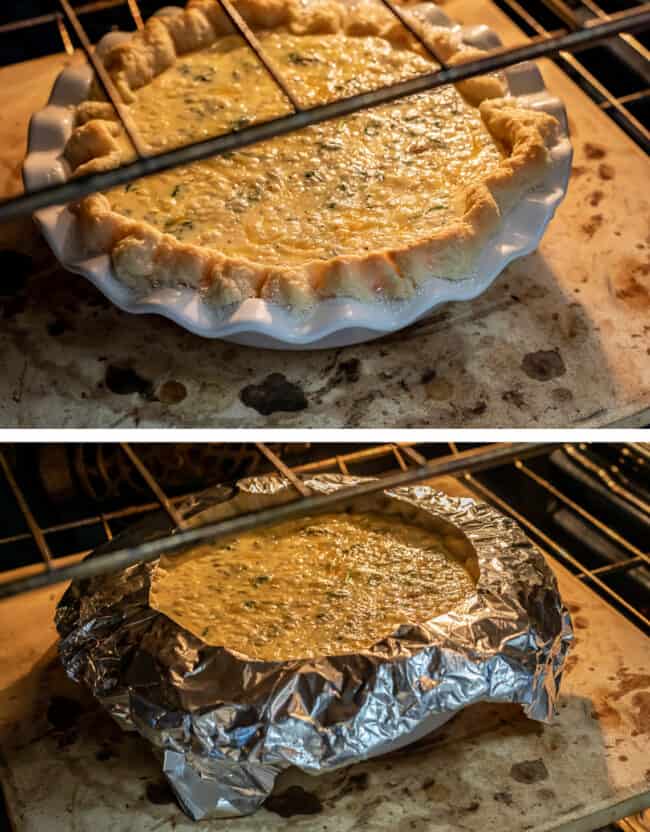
left=64, top=0, right=560, bottom=309
left=150, top=511, right=477, bottom=660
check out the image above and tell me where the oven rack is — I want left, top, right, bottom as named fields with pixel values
left=0, top=442, right=648, bottom=635
left=0, top=0, right=649, bottom=223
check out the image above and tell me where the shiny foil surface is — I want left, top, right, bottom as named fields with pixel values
left=55, top=475, right=573, bottom=820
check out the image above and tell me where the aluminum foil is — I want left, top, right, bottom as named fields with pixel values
left=55, top=475, right=573, bottom=820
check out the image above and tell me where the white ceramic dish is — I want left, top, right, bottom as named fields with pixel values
left=23, top=4, right=572, bottom=349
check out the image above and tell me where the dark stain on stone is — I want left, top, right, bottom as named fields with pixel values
left=344, top=772, right=369, bottom=793
left=631, top=691, right=650, bottom=733
left=146, top=780, right=177, bottom=806
left=422, top=778, right=435, bottom=790
left=462, top=801, right=480, bottom=813
left=502, top=389, right=526, bottom=409
left=619, top=755, right=628, bottom=762
left=420, top=368, right=436, bottom=384
left=571, top=165, right=586, bottom=178
left=612, top=257, right=650, bottom=311
left=598, top=162, right=615, bottom=180
left=510, top=759, right=549, bottom=784
left=48, top=696, right=84, bottom=749
left=611, top=671, right=650, bottom=700
left=265, top=786, right=323, bottom=818
left=0, top=250, right=32, bottom=295
left=581, top=213, right=603, bottom=238
left=156, top=380, right=187, bottom=404
left=551, top=387, right=573, bottom=404
left=336, top=358, right=361, bottom=384
left=105, top=364, right=153, bottom=397
left=584, top=142, right=606, bottom=160
left=464, top=400, right=487, bottom=418
left=537, top=788, right=556, bottom=801
left=522, top=349, right=566, bottom=382
left=47, top=319, right=72, bottom=337
left=589, top=190, right=604, bottom=207
left=574, top=615, right=588, bottom=629
left=591, top=701, right=622, bottom=729
left=47, top=696, right=83, bottom=731
left=240, top=373, right=308, bottom=415
left=494, top=791, right=513, bottom=806
left=95, top=744, right=117, bottom=762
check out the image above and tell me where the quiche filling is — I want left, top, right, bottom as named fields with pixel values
left=150, top=511, right=477, bottom=661
left=108, top=32, right=503, bottom=267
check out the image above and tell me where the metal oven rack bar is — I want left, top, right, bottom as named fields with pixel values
left=0, top=0, right=648, bottom=223
left=0, top=442, right=648, bottom=635
left=498, top=0, right=650, bottom=149
left=0, top=441, right=552, bottom=598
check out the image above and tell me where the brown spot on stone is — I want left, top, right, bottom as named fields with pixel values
left=571, top=165, right=587, bottom=178
left=574, top=615, right=588, bottom=629
left=538, top=788, right=556, bottom=801
left=598, top=162, right=615, bottom=180
left=240, top=373, right=308, bottom=415
left=494, top=791, right=513, bottom=806
left=631, top=691, right=650, bottom=735
left=146, top=780, right=176, bottom=806
left=105, top=364, right=153, bottom=397
left=521, top=349, right=566, bottom=382
left=502, top=389, right=526, bottom=409
left=581, top=213, right=603, bottom=238
left=610, top=671, right=650, bottom=700
left=619, top=755, right=628, bottom=762
left=462, top=801, right=480, bottom=813
left=611, top=257, right=650, bottom=311
left=265, top=786, right=323, bottom=818
left=552, top=387, right=573, bottom=404
left=584, top=142, right=606, bottom=160
left=591, top=701, right=622, bottom=729
left=156, top=380, right=187, bottom=404
left=425, top=376, right=454, bottom=401
left=510, top=759, right=549, bottom=784
left=589, top=190, right=604, bottom=207
left=464, top=400, right=487, bottom=417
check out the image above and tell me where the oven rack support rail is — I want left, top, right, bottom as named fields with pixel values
left=0, top=441, right=648, bottom=635
left=0, top=0, right=649, bottom=223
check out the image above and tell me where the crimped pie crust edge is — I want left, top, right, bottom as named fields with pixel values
left=63, top=0, right=561, bottom=310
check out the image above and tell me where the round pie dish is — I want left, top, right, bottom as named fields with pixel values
left=24, top=1, right=572, bottom=349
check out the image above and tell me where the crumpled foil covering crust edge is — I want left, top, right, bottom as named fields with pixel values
left=55, top=475, right=573, bottom=820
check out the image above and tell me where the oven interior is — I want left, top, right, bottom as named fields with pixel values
left=0, top=442, right=648, bottom=831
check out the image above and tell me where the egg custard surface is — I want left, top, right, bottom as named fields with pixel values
left=64, top=0, right=560, bottom=309
left=150, top=511, right=477, bottom=661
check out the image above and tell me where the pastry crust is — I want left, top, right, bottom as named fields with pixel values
left=64, top=0, right=560, bottom=309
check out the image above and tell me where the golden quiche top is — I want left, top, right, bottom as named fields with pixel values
left=64, top=0, right=561, bottom=310
left=151, top=511, right=477, bottom=661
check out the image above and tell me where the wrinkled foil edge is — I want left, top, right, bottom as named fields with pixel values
left=56, top=475, right=573, bottom=819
